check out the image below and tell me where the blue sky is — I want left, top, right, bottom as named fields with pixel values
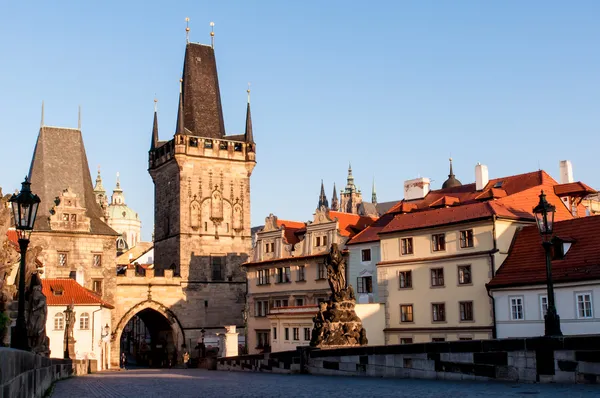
left=1, top=1, right=598, bottom=240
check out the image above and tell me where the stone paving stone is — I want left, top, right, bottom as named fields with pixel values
left=51, top=368, right=600, bottom=398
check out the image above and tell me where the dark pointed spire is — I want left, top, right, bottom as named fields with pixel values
left=442, top=157, right=462, bottom=189
left=318, top=180, right=329, bottom=209
left=175, top=80, right=184, bottom=135
left=244, top=84, right=254, bottom=143
left=372, top=177, right=377, bottom=205
left=345, top=162, right=356, bottom=192
left=331, top=183, right=339, bottom=211
left=151, top=98, right=159, bottom=150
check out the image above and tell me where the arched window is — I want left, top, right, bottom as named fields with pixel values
left=54, top=313, right=64, bottom=330
left=80, top=312, right=90, bottom=330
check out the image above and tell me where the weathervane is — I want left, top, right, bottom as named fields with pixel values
left=247, top=82, right=251, bottom=103
left=210, top=21, right=215, bottom=48
left=185, top=17, right=190, bottom=43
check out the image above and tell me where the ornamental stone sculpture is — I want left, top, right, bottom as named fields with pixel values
left=310, top=243, right=368, bottom=348
left=26, top=273, right=49, bottom=356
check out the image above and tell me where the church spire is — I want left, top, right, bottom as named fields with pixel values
left=372, top=177, right=377, bottom=205
left=244, top=83, right=254, bottom=143
left=331, top=183, right=339, bottom=211
left=94, top=166, right=105, bottom=194
left=441, top=157, right=463, bottom=189
left=318, top=180, right=329, bottom=209
left=151, top=98, right=159, bottom=150
left=345, top=162, right=356, bottom=192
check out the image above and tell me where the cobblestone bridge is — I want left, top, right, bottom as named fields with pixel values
left=51, top=369, right=599, bottom=397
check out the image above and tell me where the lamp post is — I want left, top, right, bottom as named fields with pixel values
left=9, top=177, right=40, bottom=350
left=533, top=190, right=562, bottom=336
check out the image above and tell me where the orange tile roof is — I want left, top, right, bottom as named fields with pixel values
left=328, top=211, right=377, bottom=237
left=42, top=278, right=114, bottom=308
left=488, top=215, right=600, bottom=289
left=349, top=170, right=584, bottom=244
left=554, top=182, right=596, bottom=197
left=276, top=219, right=306, bottom=245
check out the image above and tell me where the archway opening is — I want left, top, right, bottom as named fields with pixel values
left=120, top=308, right=176, bottom=368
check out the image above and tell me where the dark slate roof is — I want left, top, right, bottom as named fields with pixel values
left=28, top=126, right=118, bottom=236
left=180, top=43, right=226, bottom=138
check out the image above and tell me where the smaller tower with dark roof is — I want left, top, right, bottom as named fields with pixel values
left=331, top=183, right=339, bottom=211
left=372, top=177, right=377, bottom=205
left=150, top=99, right=159, bottom=150
left=442, top=158, right=462, bottom=189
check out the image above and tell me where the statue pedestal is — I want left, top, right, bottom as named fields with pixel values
left=220, top=325, right=239, bottom=358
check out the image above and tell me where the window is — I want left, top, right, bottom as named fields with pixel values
left=460, top=230, right=474, bottom=248
left=54, top=313, right=65, bottom=330
left=264, top=242, right=274, bottom=253
left=255, top=300, right=269, bottom=317
left=432, top=303, right=446, bottom=322
left=576, top=293, right=593, bottom=319
left=459, top=337, right=473, bottom=341
left=70, top=214, right=77, bottom=222
left=400, top=304, right=414, bottom=322
left=284, top=328, right=289, bottom=340
left=457, top=265, right=472, bottom=285
left=62, top=213, right=70, bottom=221
left=93, top=254, right=102, bottom=267
left=295, top=298, right=304, bottom=307
left=400, top=338, right=413, bottom=345
left=432, top=337, right=446, bottom=342
left=430, top=268, right=444, bottom=287
left=317, top=263, right=326, bottom=279
left=293, top=327, right=299, bottom=341
left=432, top=234, right=446, bottom=251
left=204, top=139, right=213, bottom=149
left=204, top=222, right=208, bottom=232
left=274, top=299, right=289, bottom=308
left=211, top=256, right=224, bottom=281
left=315, top=236, right=321, bottom=247
left=58, top=252, right=68, bottom=267
left=510, top=296, right=524, bottom=320
left=273, top=327, right=277, bottom=340
left=219, top=141, right=228, bottom=150
left=361, top=249, right=371, bottom=262
left=276, top=267, right=291, bottom=283
left=459, top=301, right=474, bottom=321
left=401, top=238, right=414, bottom=255
left=189, top=137, right=198, bottom=147
left=540, top=295, right=548, bottom=317
left=357, top=276, right=373, bottom=294
left=399, top=271, right=412, bottom=289
left=297, top=266, right=305, bottom=281
left=92, top=280, right=102, bottom=295
left=79, top=313, right=90, bottom=329
left=257, top=269, right=270, bottom=285
left=304, top=327, right=311, bottom=341
left=256, top=331, right=269, bottom=348
left=322, top=236, right=328, bottom=246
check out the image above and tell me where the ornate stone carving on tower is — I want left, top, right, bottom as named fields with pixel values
left=148, top=40, right=256, bottom=337
left=310, top=244, right=368, bottom=348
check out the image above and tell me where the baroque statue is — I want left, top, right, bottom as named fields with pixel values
left=310, top=243, right=368, bottom=348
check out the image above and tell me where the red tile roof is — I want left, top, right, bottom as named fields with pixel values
left=554, top=182, right=596, bottom=197
left=276, top=219, right=306, bottom=245
left=488, top=215, right=600, bottom=289
left=42, top=278, right=114, bottom=308
left=349, top=170, right=585, bottom=244
left=328, top=211, right=377, bottom=237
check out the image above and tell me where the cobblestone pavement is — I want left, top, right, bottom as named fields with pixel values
left=51, top=369, right=599, bottom=398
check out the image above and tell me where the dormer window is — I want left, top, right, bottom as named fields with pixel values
left=52, top=288, right=64, bottom=296
left=551, top=238, right=573, bottom=260
left=493, top=181, right=504, bottom=188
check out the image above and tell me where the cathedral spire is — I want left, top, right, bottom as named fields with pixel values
left=244, top=84, right=254, bottom=143
left=346, top=162, right=356, bottom=192
left=151, top=98, right=159, bottom=150
left=331, top=183, right=339, bottom=211
left=318, top=180, right=329, bottom=209
left=372, top=177, right=377, bottom=205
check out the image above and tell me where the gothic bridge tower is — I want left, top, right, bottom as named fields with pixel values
left=148, top=41, right=256, bottom=332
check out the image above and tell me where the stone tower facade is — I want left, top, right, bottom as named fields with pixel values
left=148, top=42, right=256, bottom=331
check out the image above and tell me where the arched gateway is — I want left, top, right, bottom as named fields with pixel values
left=111, top=299, right=185, bottom=368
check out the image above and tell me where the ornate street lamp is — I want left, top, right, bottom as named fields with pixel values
left=9, top=177, right=40, bottom=350
left=533, top=190, right=562, bottom=336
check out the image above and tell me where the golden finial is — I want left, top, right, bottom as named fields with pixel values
left=247, top=82, right=251, bottom=104
left=210, top=21, right=215, bottom=48
left=185, top=17, right=190, bottom=43
left=179, top=78, right=183, bottom=93
left=154, top=97, right=158, bottom=112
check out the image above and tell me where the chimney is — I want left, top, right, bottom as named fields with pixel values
left=403, top=177, right=430, bottom=201
left=559, top=160, right=574, bottom=184
left=475, top=163, right=489, bottom=191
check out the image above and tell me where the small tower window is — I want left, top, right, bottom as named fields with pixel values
left=204, top=140, right=213, bottom=149
left=219, top=141, right=228, bottom=150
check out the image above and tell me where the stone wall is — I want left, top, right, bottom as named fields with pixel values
left=0, top=347, right=94, bottom=398
left=216, top=336, right=600, bottom=384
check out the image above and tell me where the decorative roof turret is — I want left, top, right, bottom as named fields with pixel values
left=151, top=99, right=159, bottom=150
left=244, top=83, right=254, bottom=143
left=372, top=177, right=378, bottom=205
left=442, top=158, right=462, bottom=189
left=345, top=163, right=356, bottom=193
left=175, top=80, right=185, bottom=136
left=331, top=183, right=339, bottom=211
